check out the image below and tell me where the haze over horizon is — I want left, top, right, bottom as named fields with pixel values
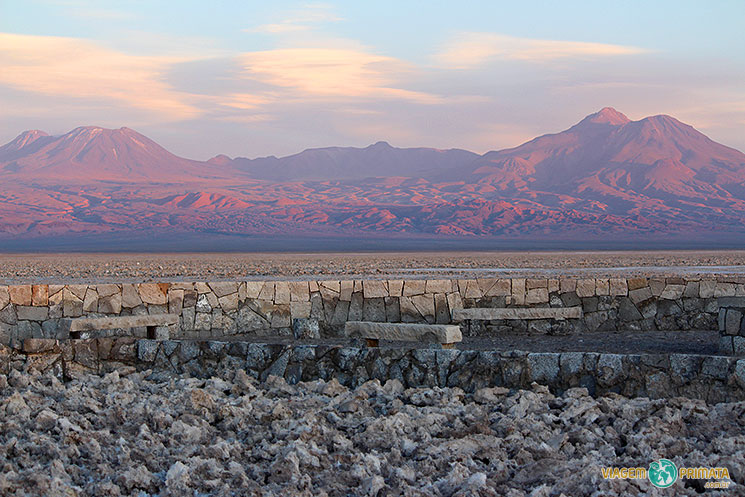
left=1, top=1, right=744, bottom=160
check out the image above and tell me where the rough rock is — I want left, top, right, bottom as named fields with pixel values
left=0, top=367, right=742, bottom=496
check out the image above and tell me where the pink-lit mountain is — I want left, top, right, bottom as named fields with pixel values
left=2, top=108, right=744, bottom=247
left=0, top=126, right=232, bottom=182
left=457, top=108, right=745, bottom=202
left=221, top=141, right=479, bottom=181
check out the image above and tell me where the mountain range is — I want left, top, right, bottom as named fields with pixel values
left=2, top=107, right=744, bottom=249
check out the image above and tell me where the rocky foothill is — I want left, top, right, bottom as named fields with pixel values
left=0, top=367, right=742, bottom=496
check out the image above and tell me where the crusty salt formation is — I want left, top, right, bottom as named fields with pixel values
left=0, top=369, right=741, bottom=496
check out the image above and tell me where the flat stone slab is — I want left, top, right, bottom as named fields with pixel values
left=61, top=314, right=178, bottom=332
left=452, top=307, right=582, bottom=322
left=718, top=297, right=745, bottom=307
left=344, top=321, right=462, bottom=344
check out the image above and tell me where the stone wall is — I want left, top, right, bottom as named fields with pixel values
left=4, top=339, right=745, bottom=403
left=718, top=300, right=745, bottom=355
left=1, top=277, right=744, bottom=347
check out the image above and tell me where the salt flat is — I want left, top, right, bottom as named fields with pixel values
left=1, top=250, right=744, bottom=284
left=0, top=369, right=741, bottom=496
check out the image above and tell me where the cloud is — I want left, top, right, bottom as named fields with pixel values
left=252, top=23, right=308, bottom=34
left=249, top=3, right=343, bottom=34
left=0, top=32, right=200, bottom=120
left=436, top=33, right=646, bottom=68
left=217, top=113, right=274, bottom=124
left=240, top=5, right=443, bottom=105
left=219, top=93, right=276, bottom=110
left=238, top=48, right=442, bottom=104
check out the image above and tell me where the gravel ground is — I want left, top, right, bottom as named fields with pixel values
left=1, top=250, right=745, bottom=283
left=0, top=368, right=742, bottom=496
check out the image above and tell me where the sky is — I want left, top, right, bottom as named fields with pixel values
left=1, top=0, right=744, bottom=160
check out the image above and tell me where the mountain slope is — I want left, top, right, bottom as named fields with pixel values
left=0, top=126, right=231, bottom=182
left=222, top=141, right=479, bottom=181
left=458, top=108, right=745, bottom=204
left=1, top=108, right=744, bottom=246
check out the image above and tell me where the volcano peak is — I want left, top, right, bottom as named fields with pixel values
left=581, top=107, right=631, bottom=126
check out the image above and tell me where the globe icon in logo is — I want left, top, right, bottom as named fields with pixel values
left=648, top=459, right=678, bottom=488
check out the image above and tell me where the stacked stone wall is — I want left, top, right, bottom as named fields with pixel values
left=718, top=299, right=745, bottom=355
left=3, top=339, right=745, bottom=403
left=1, top=276, right=744, bottom=346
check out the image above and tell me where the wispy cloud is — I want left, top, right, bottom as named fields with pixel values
left=436, top=33, right=646, bottom=68
left=219, top=93, right=276, bottom=110
left=248, top=3, right=342, bottom=34
left=239, top=4, right=444, bottom=105
left=217, top=113, right=275, bottom=124
left=238, top=48, right=442, bottom=104
left=0, top=32, right=199, bottom=120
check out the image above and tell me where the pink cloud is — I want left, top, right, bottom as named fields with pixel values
left=0, top=33, right=200, bottom=120
left=436, top=33, right=647, bottom=68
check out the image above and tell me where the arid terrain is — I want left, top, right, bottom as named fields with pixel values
left=3, top=4, right=742, bottom=497
left=2, top=109, right=745, bottom=247
left=0, top=250, right=743, bottom=284
left=0, top=368, right=740, bottom=496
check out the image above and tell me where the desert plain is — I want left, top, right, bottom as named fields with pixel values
left=1, top=250, right=745, bottom=284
